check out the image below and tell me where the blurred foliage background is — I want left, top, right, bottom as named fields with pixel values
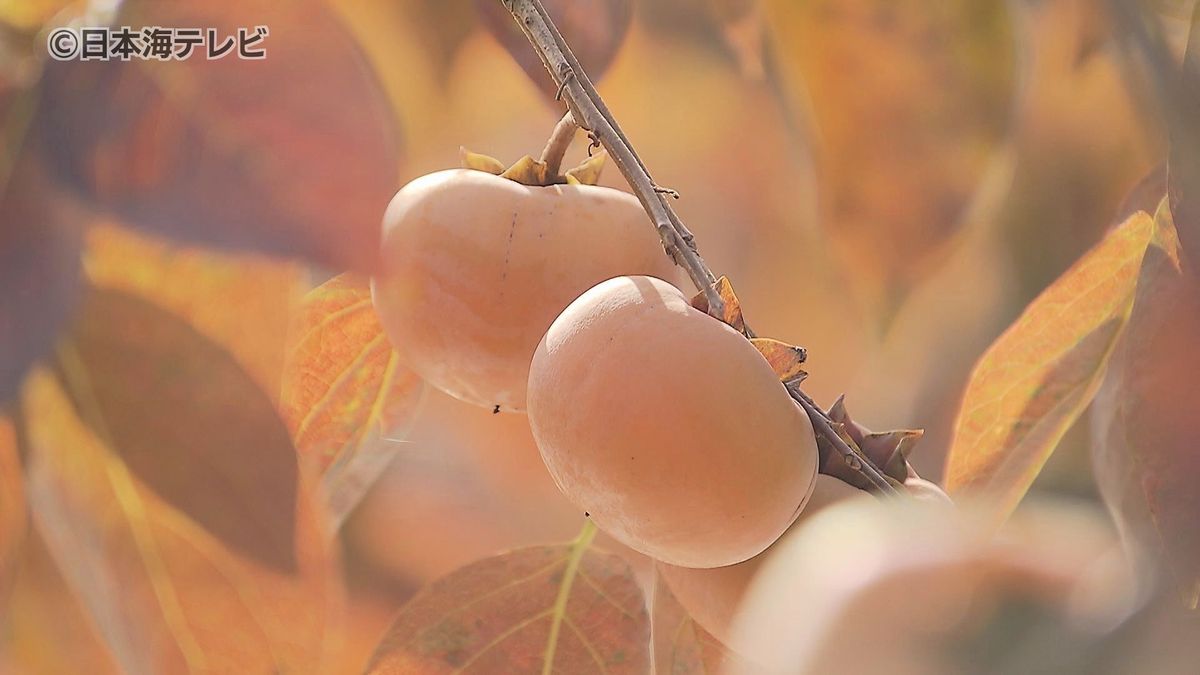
left=1, top=0, right=1195, bottom=671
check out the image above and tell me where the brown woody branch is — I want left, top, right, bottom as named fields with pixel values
left=502, top=0, right=898, bottom=496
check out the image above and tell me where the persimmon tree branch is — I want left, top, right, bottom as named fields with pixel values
left=502, top=0, right=899, bottom=496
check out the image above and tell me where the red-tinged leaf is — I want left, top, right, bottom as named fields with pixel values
left=0, top=416, right=24, bottom=596
left=84, top=223, right=306, bottom=400
left=476, top=0, right=632, bottom=99
left=0, top=151, right=82, bottom=403
left=763, top=0, right=1015, bottom=305
left=1092, top=205, right=1200, bottom=608
left=62, top=288, right=300, bottom=571
left=280, top=274, right=425, bottom=526
left=366, top=523, right=649, bottom=674
left=34, top=0, right=399, bottom=272
left=22, top=369, right=342, bottom=673
left=0, top=531, right=119, bottom=674
left=750, top=337, right=807, bottom=382
left=1167, top=5, right=1200, bottom=264
left=945, top=211, right=1157, bottom=519
left=651, top=573, right=764, bottom=675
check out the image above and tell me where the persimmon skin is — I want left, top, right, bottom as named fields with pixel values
left=527, top=275, right=820, bottom=568
left=371, top=169, right=677, bottom=412
left=659, top=474, right=865, bottom=646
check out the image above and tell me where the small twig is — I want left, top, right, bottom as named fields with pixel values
left=503, top=0, right=899, bottom=497
left=539, top=111, right=579, bottom=178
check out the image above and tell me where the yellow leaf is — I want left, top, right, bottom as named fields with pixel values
left=750, top=337, right=808, bottom=382
left=280, top=274, right=425, bottom=526
left=944, top=210, right=1157, bottom=520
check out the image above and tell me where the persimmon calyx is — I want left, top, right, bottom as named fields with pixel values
left=689, top=275, right=746, bottom=333
left=458, top=146, right=607, bottom=187
left=817, top=395, right=934, bottom=497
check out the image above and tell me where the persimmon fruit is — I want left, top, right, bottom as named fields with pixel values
left=658, top=474, right=865, bottom=647
left=526, top=275, right=820, bottom=568
left=371, top=169, right=676, bottom=412
left=729, top=498, right=1130, bottom=674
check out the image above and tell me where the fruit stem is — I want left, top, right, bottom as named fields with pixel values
left=539, top=111, right=579, bottom=180
left=503, top=0, right=900, bottom=497
left=503, top=0, right=723, bottom=315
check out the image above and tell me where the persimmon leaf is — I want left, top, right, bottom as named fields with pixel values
left=945, top=211, right=1157, bottom=519
left=84, top=223, right=305, bottom=400
left=61, top=288, right=300, bottom=571
left=280, top=274, right=425, bottom=526
left=21, top=368, right=340, bottom=673
left=34, top=0, right=399, bottom=272
left=651, top=572, right=763, bottom=674
left=0, top=532, right=120, bottom=674
left=366, top=523, right=649, bottom=674
left=0, top=416, right=24, bottom=596
left=0, top=152, right=82, bottom=403
left=1092, top=204, right=1200, bottom=608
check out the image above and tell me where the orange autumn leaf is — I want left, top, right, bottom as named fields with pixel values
left=0, top=531, right=119, bottom=675
left=750, top=337, right=808, bottom=382
left=944, top=211, right=1156, bottom=519
left=21, top=368, right=342, bottom=674
left=366, top=523, right=649, bottom=674
left=84, top=222, right=306, bottom=400
left=63, top=288, right=302, bottom=571
left=281, top=274, right=425, bottom=526
left=1092, top=205, right=1200, bottom=608
left=0, top=416, right=24, bottom=595
left=651, top=572, right=763, bottom=674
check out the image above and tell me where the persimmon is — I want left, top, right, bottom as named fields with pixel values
left=729, top=498, right=1132, bottom=674
left=526, top=275, right=820, bottom=568
left=371, top=169, right=677, bottom=412
left=658, top=474, right=865, bottom=647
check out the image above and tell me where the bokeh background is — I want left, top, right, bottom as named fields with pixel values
left=1, top=0, right=1196, bottom=671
